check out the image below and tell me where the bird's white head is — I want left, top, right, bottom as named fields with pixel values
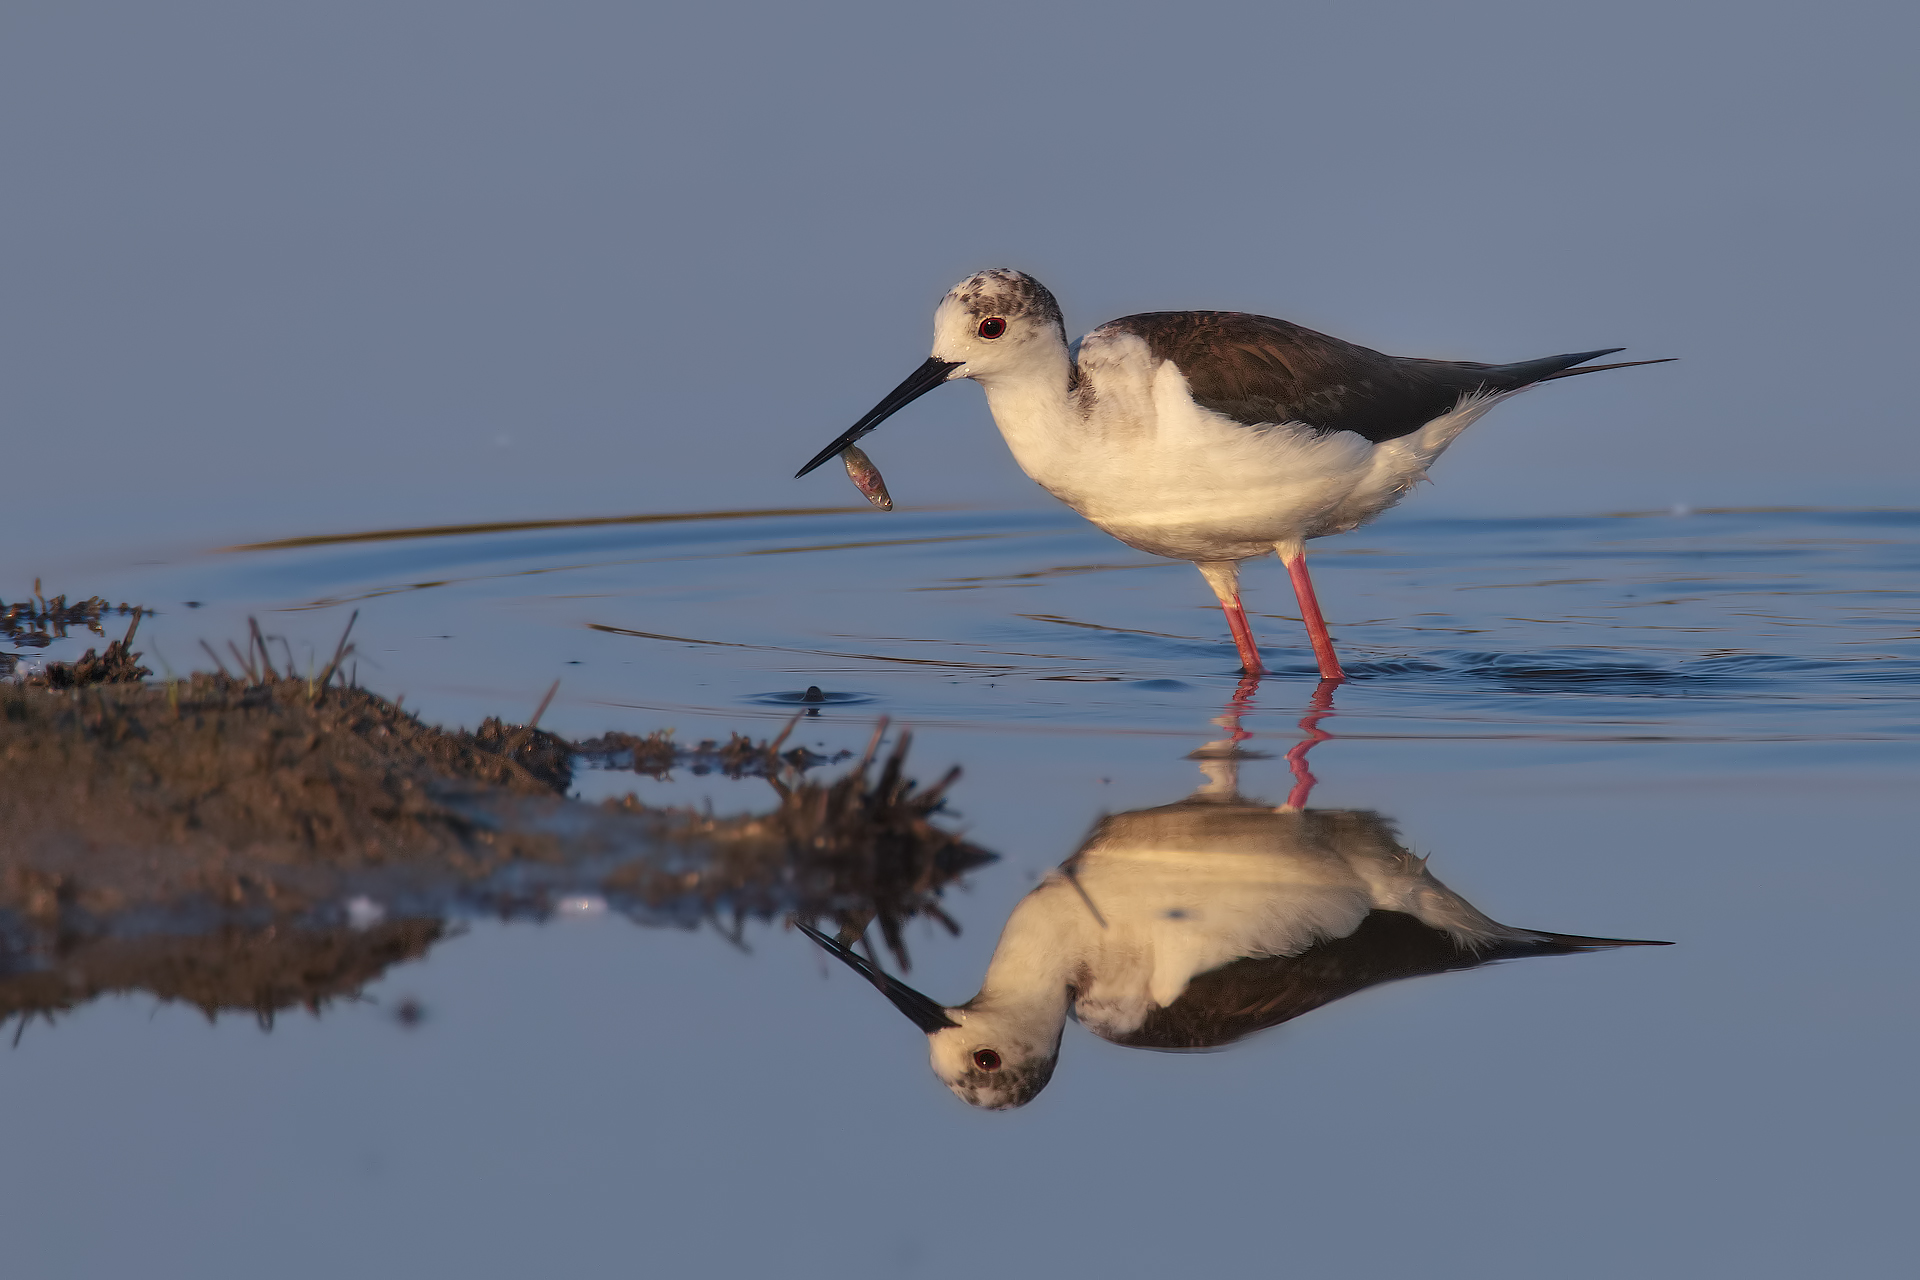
left=929, top=268, right=1069, bottom=385
left=792, top=268, right=1068, bottom=480
left=926, top=1008, right=1062, bottom=1111
left=795, top=922, right=1062, bottom=1110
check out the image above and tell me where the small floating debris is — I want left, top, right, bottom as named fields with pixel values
left=841, top=444, right=893, bottom=511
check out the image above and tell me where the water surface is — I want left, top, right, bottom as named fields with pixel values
left=2, top=504, right=1913, bottom=1278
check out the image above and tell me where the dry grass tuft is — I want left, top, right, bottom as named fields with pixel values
left=1, top=611, right=990, bottom=1032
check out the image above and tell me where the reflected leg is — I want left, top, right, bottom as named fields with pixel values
left=1283, top=678, right=1339, bottom=810
left=1191, top=675, right=1264, bottom=797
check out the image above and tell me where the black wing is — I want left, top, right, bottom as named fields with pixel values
left=1101, top=910, right=1667, bottom=1052
left=1104, top=311, right=1646, bottom=444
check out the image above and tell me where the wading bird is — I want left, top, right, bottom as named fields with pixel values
left=797, top=714, right=1667, bottom=1110
left=797, top=270, right=1668, bottom=679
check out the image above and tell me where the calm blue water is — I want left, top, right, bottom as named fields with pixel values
left=3, top=504, right=1915, bottom=1278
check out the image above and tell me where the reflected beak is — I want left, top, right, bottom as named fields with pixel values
left=794, top=357, right=964, bottom=479
left=796, top=921, right=958, bottom=1033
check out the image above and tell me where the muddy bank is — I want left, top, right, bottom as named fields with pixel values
left=1, top=661, right=990, bottom=1030
left=2, top=920, right=448, bottom=1036
left=0, top=675, right=574, bottom=881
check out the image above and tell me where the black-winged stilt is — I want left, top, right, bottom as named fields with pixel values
left=797, top=697, right=1668, bottom=1110
left=797, top=269, right=1670, bottom=680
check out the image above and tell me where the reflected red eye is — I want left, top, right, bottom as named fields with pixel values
left=972, top=1049, right=1002, bottom=1071
left=977, top=317, right=1006, bottom=339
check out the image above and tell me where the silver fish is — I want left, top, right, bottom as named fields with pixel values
left=841, top=444, right=893, bottom=511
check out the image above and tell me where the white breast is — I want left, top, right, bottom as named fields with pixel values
left=981, top=331, right=1449, bottom=562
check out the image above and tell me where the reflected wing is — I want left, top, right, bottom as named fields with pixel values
left=1102, top=910, right=1660, bottom=1051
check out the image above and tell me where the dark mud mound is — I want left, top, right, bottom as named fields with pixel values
left=0, top=674, right=990, bottom=1032
left=0, top=675, right=573, bottom=874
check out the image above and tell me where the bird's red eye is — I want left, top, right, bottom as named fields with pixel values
left=978, top=317, right=1006, bottom=339
left=972, top=1049, right=1002, bottom=1071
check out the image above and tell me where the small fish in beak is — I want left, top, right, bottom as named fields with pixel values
left=795, top=356, right=963, bottom=479
left=840, top=444, right=893, bottom=511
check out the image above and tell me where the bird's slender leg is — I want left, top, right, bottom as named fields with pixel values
left=1197, top=561, right=1263, bottom=677
left=1276, top=543, right=1345, bottom=682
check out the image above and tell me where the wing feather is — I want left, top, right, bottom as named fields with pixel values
left=1102, top=910, right=1653, bottom=1052
left=1100, top=312, right=1625, bottom=443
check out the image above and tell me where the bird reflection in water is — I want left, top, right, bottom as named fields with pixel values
left=801, top=679, right=1668, bottom=1109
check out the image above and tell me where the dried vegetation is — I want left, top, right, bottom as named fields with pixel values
left=1, top=604, right=991, bottom=1035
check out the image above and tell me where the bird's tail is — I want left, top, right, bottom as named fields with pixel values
left=1480, top=348, right=1676, bottom=387
left=1533, top=355, right=1677, bottom=382
left=1408, top=349, right=1676, bottom=396
left=1517, top=930, right=1673, bottom=954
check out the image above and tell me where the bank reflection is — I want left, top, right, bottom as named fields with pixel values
left=805, top=681, right=1668, bottom=1109
left=0, top=727, right=990, bottom=1037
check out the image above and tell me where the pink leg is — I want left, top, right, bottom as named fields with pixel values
left=1197, top=562, right=1264, bottom=677
left=1282, top=552, right=1345, bottom=682
left=1283, top=678, right=1339, bottom=809
left=1221, top=595, right=1265, bottom=677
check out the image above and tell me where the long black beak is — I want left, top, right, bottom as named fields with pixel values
left=794, top=356, right=963, bottom=478
left=795, top=921, right=959, bottom=1033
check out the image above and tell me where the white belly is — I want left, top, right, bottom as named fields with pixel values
left=1070, top=419, right=1379, bottom=561
left=982, top=348, right=1516, bottom=565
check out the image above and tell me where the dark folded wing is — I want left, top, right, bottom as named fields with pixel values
left=1101, top=910, right=1660, bottom=1052
left=1103, top=311, right=1622, bottom=444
